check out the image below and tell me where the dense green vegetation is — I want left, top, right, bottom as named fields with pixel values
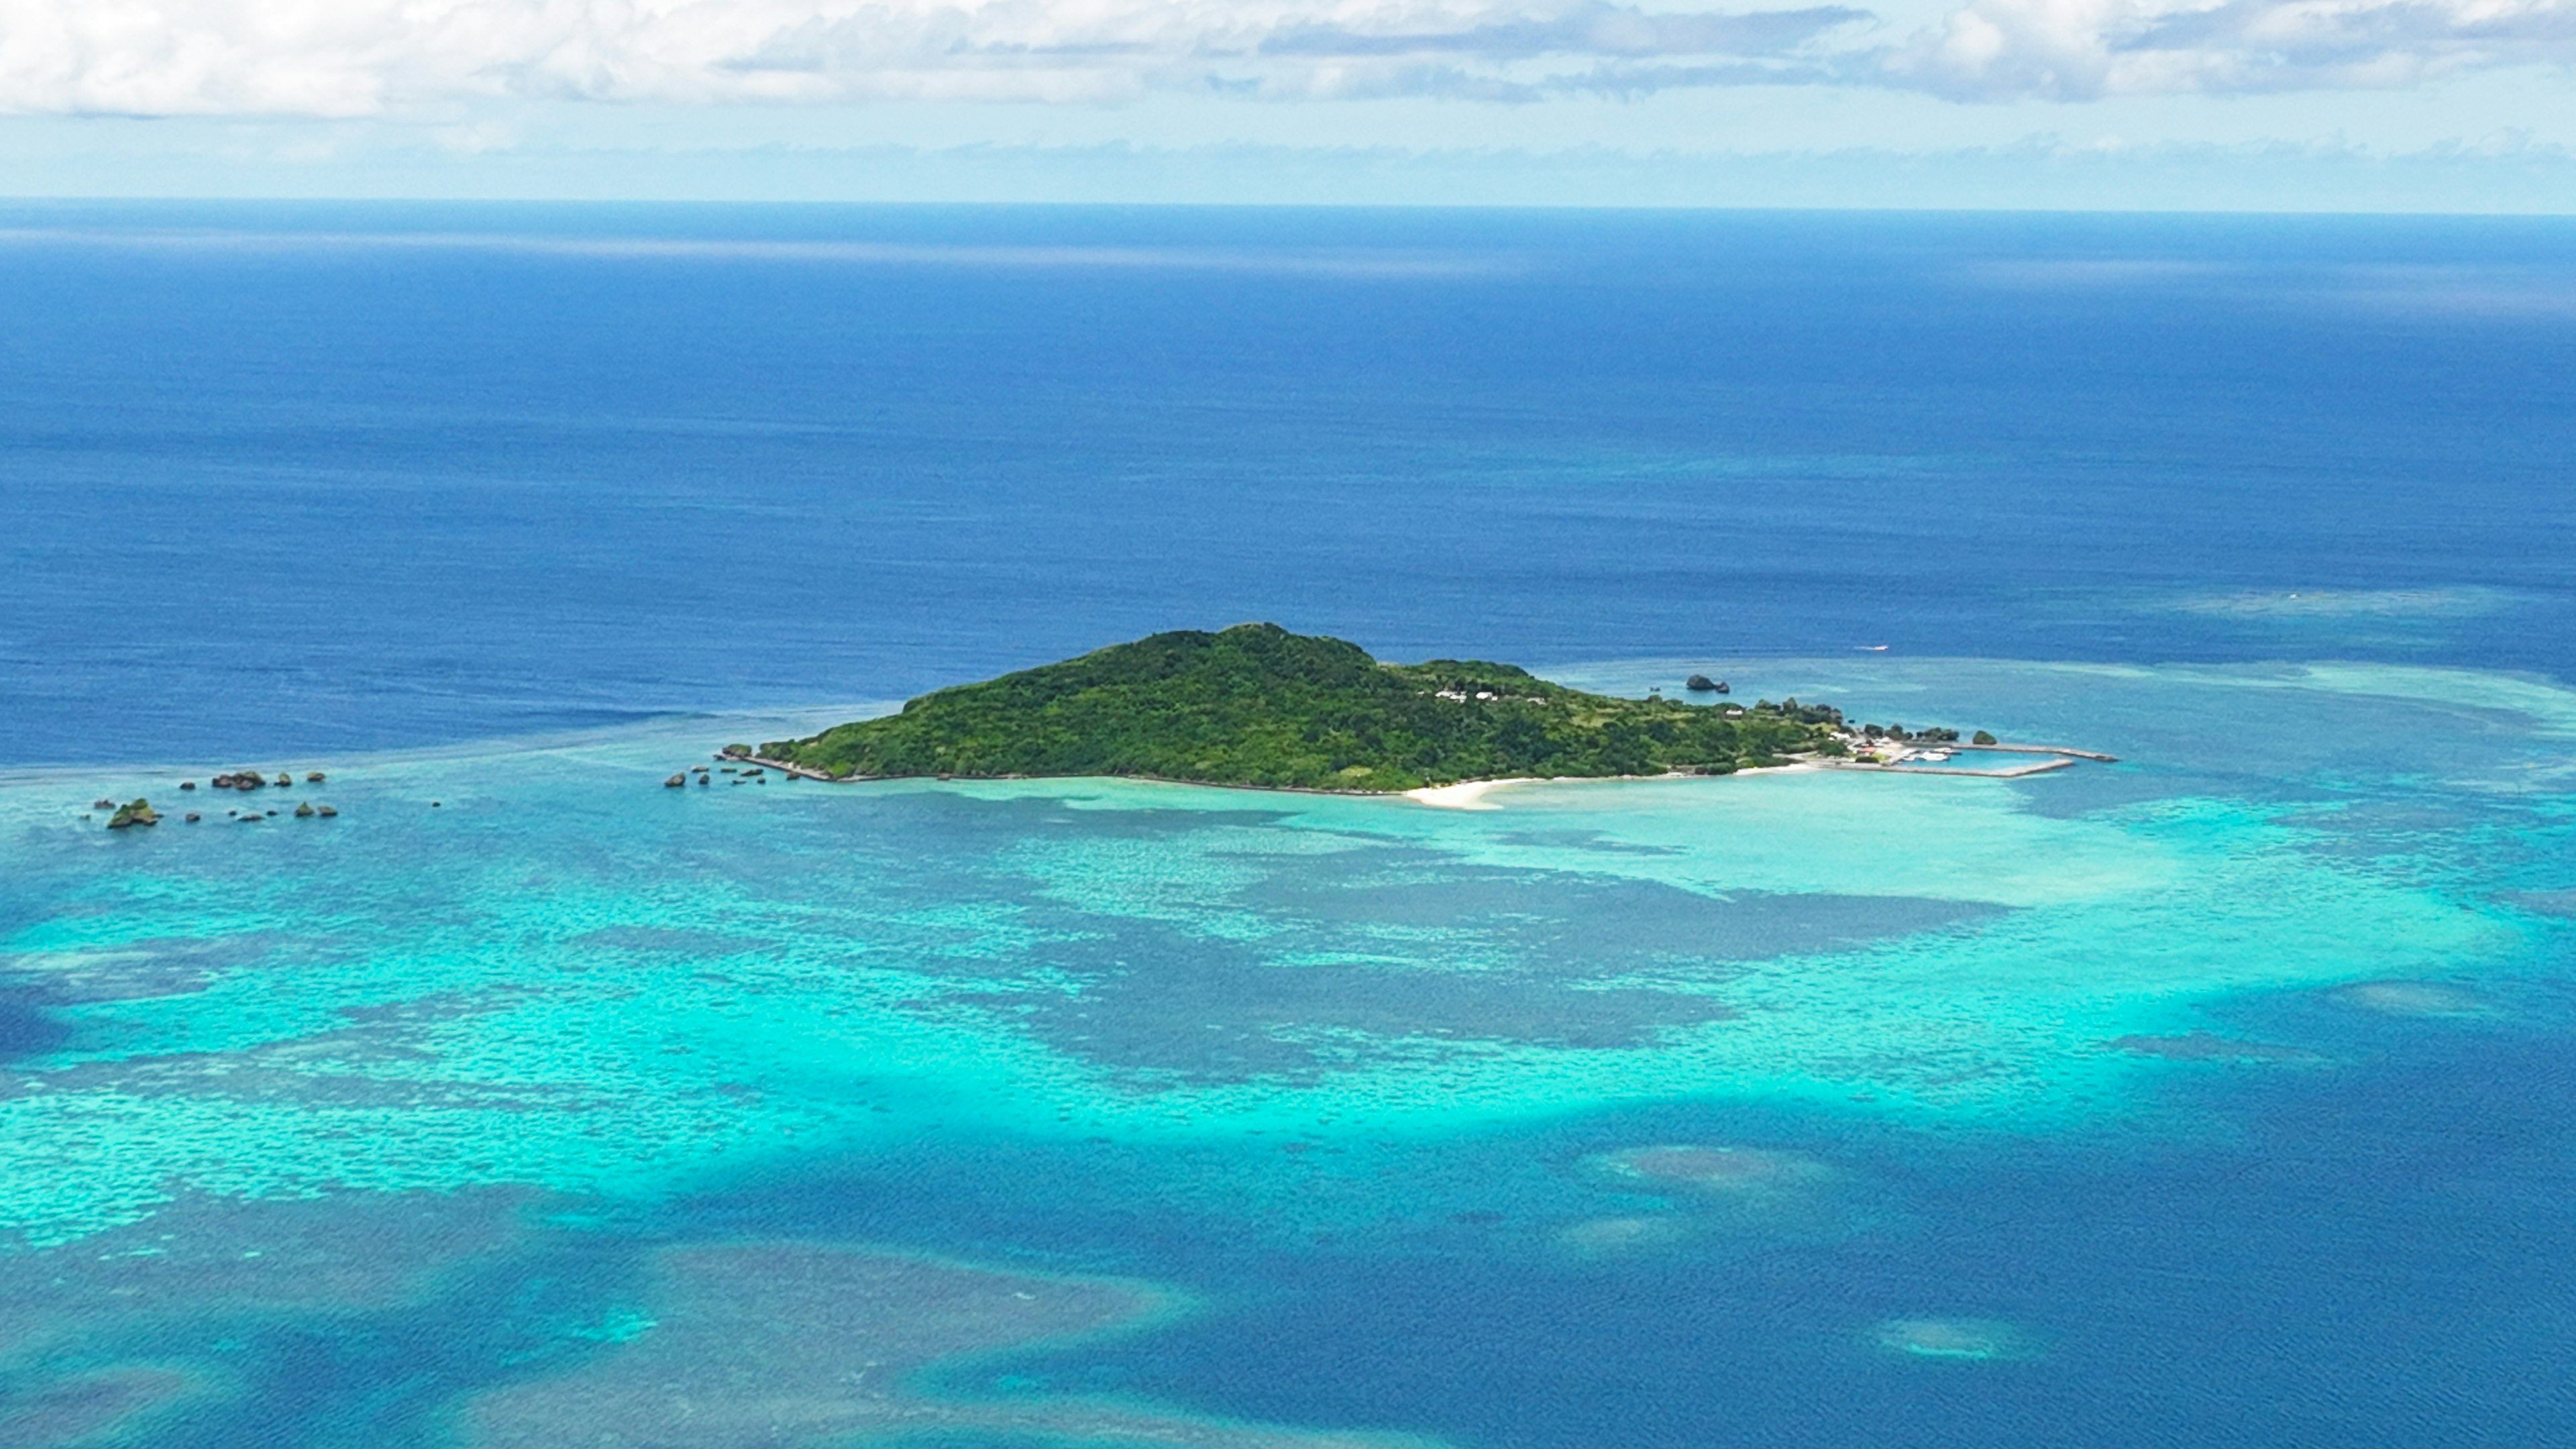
left=104, top=798, right=159, bottom=829
left=764, top=624, right=1844, bottom=792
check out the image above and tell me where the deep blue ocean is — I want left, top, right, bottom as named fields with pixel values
left=5, top=203, right=2573, bottom=761
left=3, top=205, right=2574, bottom=1449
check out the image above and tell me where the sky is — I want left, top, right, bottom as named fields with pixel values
left=0, top=0, right=2573, bottom=208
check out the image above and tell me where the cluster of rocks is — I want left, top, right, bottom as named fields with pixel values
left=1684, top=675, right=1731, bottom=694
left=217, top=802, right=337, bottom=824
left=101, top=799, right=160, bottom=829
left=201, top=770, right=325, bottom=792
left=95, top=768, right=339, bottom=829
left=666, top=761, right=784, bottom=788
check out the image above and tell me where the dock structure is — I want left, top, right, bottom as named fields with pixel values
left=1950, top=743, right=2120, bottom=762
left=735, top=754, right=842, bottom=782
left=1868, top=757, right=2078, bottom=779
left=1823, top=739, right=2115, bottom=780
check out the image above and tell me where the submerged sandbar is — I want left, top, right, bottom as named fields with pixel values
left=466, top=1242, right=1439, bottom=1449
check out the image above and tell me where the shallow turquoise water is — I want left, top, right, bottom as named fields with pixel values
left=3, top=657, right=2571, bottom=1444
left=9, top=203, right=2576, bottom=1448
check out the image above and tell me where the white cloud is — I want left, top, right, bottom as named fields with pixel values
left=0, top=0, right=2569, bottom=115
left=0, top=0, right=1866, bottom=114
left=1894, top=0, right=2576, bottom=99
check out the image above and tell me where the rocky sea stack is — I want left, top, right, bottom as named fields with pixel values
left=105, top=799, right=160, bottom=829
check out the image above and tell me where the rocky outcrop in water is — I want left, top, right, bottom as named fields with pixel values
left=105, top=799, right=159, bottom=830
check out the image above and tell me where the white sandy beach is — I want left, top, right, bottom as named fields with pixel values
left=1405, top=764, right=1838, bottom=809
left=1404, top=778, right=1537, bottom=810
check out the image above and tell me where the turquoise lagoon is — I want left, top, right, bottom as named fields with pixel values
left=3, top=657, right=2573, bottom=1447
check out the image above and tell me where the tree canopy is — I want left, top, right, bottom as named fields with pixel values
left=764, top=624, right=1839, bottom=792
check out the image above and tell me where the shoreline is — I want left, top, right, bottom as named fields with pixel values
left=1832, top=756, right=2079, bottom=779
left=739, top=757, right=1704, bottom=800
left=1404, top=778, right=1536, bottom=810
left=1402, top=766, right=1826, bottom=807
left=729, top=749, right=2110, bottom=806
left=734, top=757, right=1792, bottom=804
left=3, top=734, right=2118, bottom=822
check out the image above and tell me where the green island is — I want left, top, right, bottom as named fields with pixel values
left=759, top=623, right=1851, bottom=792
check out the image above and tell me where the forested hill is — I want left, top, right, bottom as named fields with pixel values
left=761, top=624, right=1843, bottom=792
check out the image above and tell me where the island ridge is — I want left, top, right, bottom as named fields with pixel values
left=759, top=623, right=1849, bottom=792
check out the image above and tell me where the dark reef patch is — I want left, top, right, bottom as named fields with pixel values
left=919, top=842, right=1998, bottom=1082
left=953, top=950, right=1743, bottom=1080
left=1491, top=830, right=1686, bottom=857
left=2335, top=981, right=2497, bottom=1018
left=2105, top=1032, right=2319, bottom=1063
left=709, top=793, right=2016, bottom=1083
left=0, top=1364, right=207, bottom=1448
left=0, top=985, right=67, bottom=1065
left=1244, top=859, right=1994, bottom=963
left=462, top=1241, right=1424, bottom=1449
left=0, top=935, right=286, bottom=1006
left=561, top=926, right=784, bottom=959
left=0, top=1188, right=529, bottom=1350
left=2504, top=889, right=2576, bottom=918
